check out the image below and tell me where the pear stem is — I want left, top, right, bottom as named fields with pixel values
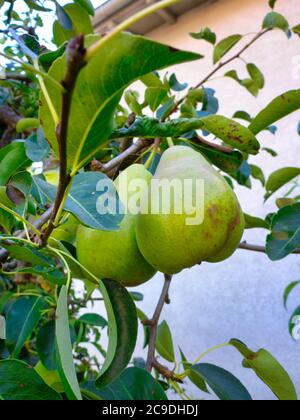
left=145, top=274, right=173, bottom=373
left=144, top=138, right=161, bottom=170
left=167, top=137, right=175, bottom=148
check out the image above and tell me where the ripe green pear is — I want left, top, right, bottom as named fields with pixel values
left=77, top=164, right=157, bottom=287
left=135, top=146, right=244, bottom=274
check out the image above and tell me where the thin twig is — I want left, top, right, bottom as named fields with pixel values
left=98, top=139, right=150, bottom=175
left=170, top=28, right=271, bottom=115
left=146, top=274, right=172, bottom=372
left=239, top=242, right=300, bottom=254
left=40, top=36, right=86, bottom=246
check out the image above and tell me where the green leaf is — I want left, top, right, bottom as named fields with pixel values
left=34, top=172, right=124, bottom=231
left=39, top=42, right=67, bottom=72
left=213, top=35, right=242, bottom=64
left=230, top=339, right=297, bottom=400
left=53, top=3, right=93, bottom=46
left=125, top=90, right=143, bottom=116
left=25, top=130, right=50, bottom=162
left=240, top=78, right=259, bottom=97
left=283, top=281, right=300, bottom=310
left=5, top=296, right=45, bottom=358
left=225, top=70, right=260, bottom=97
left=191, top=364, right=252, bottom=400
left=265, top=167, right=300, bottom=198
left=292, top=24, right=300, bottom=37
left=36, top=321, right=57, bottom=371
left=111, top=115, right=259, bottom=154
left=35, top=362, right=64, bottom=393
left=74, top=0, right=94, bottom=16
left=276, top=198, right=296, bottom=209
left=155, top=320, right=175, bottom=363
left=130, top=292, right=144, bottom=302
left=0, top=142, right=31, bottom=186
left=0, top=208, right=15, bottom=233
left=91, top=367, right=167, bottom=400
left=96, top=279, right=138, bottom=389
left=136, top=308, right=150, bottom=349
left=55, top=2, right=73, bottom=30
left=180, top=349, right=209, bottom=393
left=190, top=27, right=216, bottom=44
left=249, top=90, right=300, bottom=134
left=0, top=292, right=12, bottom=313
left=233, top=110, right=252, bottom=122
left=266, top=203, right=300, bottom=261
left=263, top=147, right=278, bottom=157
left=1, top=241, right=56, bottom=267
left=263, top=11, right=289, bottom=34
left=24, top=0, right=51, bottom=12
left=78, top=313, right=107, bottom=328
left=0, top=187, right=15, bottom=208
left=269, top=0, right=277, bottom=8
left=10, top=171, right=32, bottom=198
left=250, top=164, right=265, bottom=186
left=111, top=116, right=205, bottom=139
left=0, top=360, right=61, bottom=400
left=200, top=115, right=260, bottom=154
left=145, top=87, right=168, bottom=112
left=169, top=74, right=188, bottom=92
left=40, top=33, right=201, bottom=171
left=247, top=63, right=265, bottom=89
left=244, top=213, right=269, bottom=230
left=56, top=286, right=82, bottom=400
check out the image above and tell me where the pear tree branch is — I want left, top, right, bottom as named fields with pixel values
left=40, top=36, right=86, bottom=246
left=144, top=274, right=174, bottom=375
left=170, top=28, right=271, bottom=116
left=239, top=242, right=300, bottom=254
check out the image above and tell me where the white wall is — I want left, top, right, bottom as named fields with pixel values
left=86, top=0, right=300, bottom=400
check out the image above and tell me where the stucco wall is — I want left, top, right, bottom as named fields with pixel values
left=86, top=0, right=300, bottom=400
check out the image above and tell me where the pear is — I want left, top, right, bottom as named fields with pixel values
left=76, top=164, right=157, bottom=287
left=135, top=146, right=244, bottom=275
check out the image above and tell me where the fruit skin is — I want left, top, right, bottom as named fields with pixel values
left=77, top=164, right=156, bottom=287
left=136, top=146, right=245, bottom=275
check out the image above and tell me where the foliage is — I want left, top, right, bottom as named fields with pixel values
left=0, top=0, right=299, bottom=401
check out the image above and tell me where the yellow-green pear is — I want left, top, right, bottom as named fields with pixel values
left=76, top=164, right=157, bottom=287
left=135, top=146, right=244, bottom=274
